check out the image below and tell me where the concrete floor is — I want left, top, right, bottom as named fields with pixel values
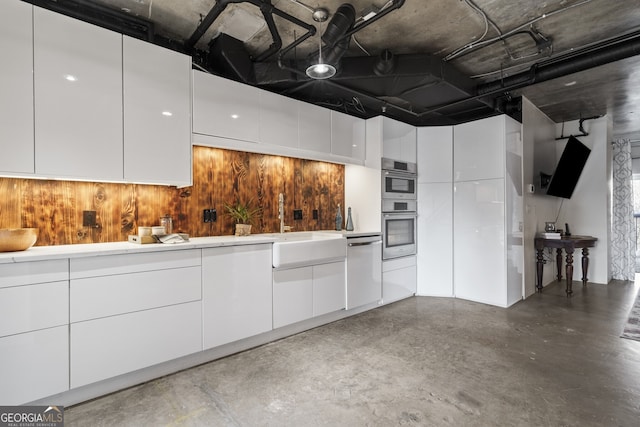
left=66, top=279, right=640, bottom=426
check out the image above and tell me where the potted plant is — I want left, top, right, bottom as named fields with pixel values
left=224, top=198, right=261, bottom=236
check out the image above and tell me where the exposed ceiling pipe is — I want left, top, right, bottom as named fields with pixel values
left=185, top=0, right=316, bottom=62
left=417, top=29, right=640, bottom=117
left=339, top=0, right=406, bottom=41
left=477, top=30, right=640, bottom=95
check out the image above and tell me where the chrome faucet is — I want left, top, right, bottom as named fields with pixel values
left=278, top=193, right=292, bottom=233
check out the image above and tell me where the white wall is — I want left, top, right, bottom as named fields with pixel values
left=554, top=117, right=611, bottom=284
left=522, top=97, right=561, bottom=295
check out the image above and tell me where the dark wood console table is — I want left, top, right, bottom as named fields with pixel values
left=535, top=235, right=598, bottom=296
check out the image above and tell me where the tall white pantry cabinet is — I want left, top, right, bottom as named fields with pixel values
left=417, top=115, right=524, bottom=307
left=453, top=115, right=524, bottom=307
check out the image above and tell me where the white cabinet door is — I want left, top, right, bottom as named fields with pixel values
left=382, top=256, right=416, bottom=303
left=71, top=301, right=202, bottom=388
left=259, top=90, right=298, bottom=148
left=192, top=71, right=260, bottom=142
left=331, top=111, right=365, bottom=163
left=453, top=115, right=505, bottom=182
left=312, top=261, right=346, bottom=316
left=33, top=7, right=123, bottom=181
left=202, top=245, right=273, bottom=349
left=382, top=117, right=416, bottom=163
left=273, top=267, right=313, bottom=328
left=123, top=36, right=192, bottom=186
left=417, top=126, right=453, bottom=183
left=0, top=326, right=68, bottom=405
left=0, top=0, right=34, bottom=175
left=454, top=178, right=506, bottom=306
left=299, top=102, right=331, bottom=153
left=417, top=183, right=453, bottom=297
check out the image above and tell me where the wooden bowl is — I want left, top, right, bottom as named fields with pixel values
left=0, top=228, right=38, bottom=252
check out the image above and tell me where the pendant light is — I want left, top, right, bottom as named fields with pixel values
left=306, top=8, right=336, bottom=80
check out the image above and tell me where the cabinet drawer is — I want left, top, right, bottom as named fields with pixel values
left=70, top=249, right=200, bottom=279
left=0, top=326, right=69, bottom=405
left=0, top=260, right=68, bottom=289
left=71, top=301, right=202, bottom=388
left=0, top=281, right=68, bottom=337
left=71, top=265, right=201, bottom=322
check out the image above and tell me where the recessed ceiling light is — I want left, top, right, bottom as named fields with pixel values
left=564, top=81, right=577, bottom=86
left=64, top=74, right=77, bottom=82
left=231, top=114, right=239, bottom=119
left=161, top=111, right=173, bottom=117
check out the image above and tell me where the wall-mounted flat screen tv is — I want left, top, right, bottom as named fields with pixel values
left=545, top=135, right=591, bottom=199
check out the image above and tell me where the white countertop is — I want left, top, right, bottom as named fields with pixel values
left=0, top=235, right=277, bottom=264
left=0, top=230, right=381, bottom=264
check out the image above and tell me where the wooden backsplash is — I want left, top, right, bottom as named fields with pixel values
left=0, top=146, right=345, bottom=246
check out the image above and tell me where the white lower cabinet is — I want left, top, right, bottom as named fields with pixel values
left=202, top=244, right=273, bottom=349
left=273, top=261, right=345, bottom=328
left=71, top=302, right=201, bottom=388
left=69, top=250, right=202, bottom=388
left=0, top=326, right=68, bottom=405
left=382, top=256, right=417, bottom=303
left=312, top=261, right=346, bottom=316
left=0, top=259, right=69, bottom=404
left=273, top=266, right=313, bottom=328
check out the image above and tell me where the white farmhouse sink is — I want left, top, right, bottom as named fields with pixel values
left=271, top=232, right=346, bottom=268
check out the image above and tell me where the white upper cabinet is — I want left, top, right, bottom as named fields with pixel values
left=0, top=0, right=34, bottom=175
left=382, top=117, right=416, bottom=163
left=453, top=115, right=505, bottom=181
left=33, top=7, right=123, bottom=181
left=259, top=90, right=299, bottom=148
left=123, top=36, right=192, bottom=186
left=192, top=70, right=260, bottom=142
left=331, top=110, right=365, bottom=163
left=299, top=102, right=331, bottom=154
left=417, top=126, right=453, bottom=183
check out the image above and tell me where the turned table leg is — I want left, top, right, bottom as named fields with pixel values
left=565, top=248, right=574, bottom=296
left=536, top=248, right=545, bottom=292
left=581, top=248, right=590, bottom=286
left=556, top=248, right=563, bottom=281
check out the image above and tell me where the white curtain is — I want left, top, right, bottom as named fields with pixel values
left=611, top=139, right=636, bottom=280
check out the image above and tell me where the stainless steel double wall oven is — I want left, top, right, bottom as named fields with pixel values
left=381, top=158, right=417, bottom=260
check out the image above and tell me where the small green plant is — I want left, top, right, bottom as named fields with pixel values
left=224, top=198, right=261, bottom=224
